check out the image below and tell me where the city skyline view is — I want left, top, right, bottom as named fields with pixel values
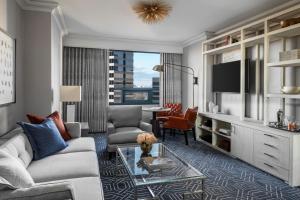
left=133, top=52, right=160, bottom=88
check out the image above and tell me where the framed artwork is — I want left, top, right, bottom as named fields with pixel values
left=0, top=28, right=16, bottom=106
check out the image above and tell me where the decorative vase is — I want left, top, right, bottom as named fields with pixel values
left=140, top=142, right=152, bottom=156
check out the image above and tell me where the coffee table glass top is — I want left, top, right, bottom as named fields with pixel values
left=117, top=143, right=205, bottom=186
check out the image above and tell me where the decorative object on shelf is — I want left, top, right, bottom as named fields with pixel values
left=281, top=86, right=300, bottom=94
left=153, top=63, right=198, bottom=106
left=280, top=17, right=300, bottom=28
left=0, top=29, right=16, bottom=106
left=208, top=101, right=215, bottom=113
left=212, top=105, right=219, bottom=114
left=133, top=0, right=172, bottom=24
left=60, top=86, right=82, bottom=122
left=277, top=109, right=284, bottom=128
left=279, top=49, right=300, bottom=61
left=137, top=133, right=157, bottom=156
left=219, top=128, right=231, bottom=136
left=269, top=122, right=300, bottom=133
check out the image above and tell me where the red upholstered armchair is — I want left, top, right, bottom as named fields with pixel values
left=163, top=107, right=198, bottom=145
left=156, top=103, right=183, bottom=121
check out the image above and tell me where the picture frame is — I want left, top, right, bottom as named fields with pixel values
left=0, top=28, right=16, bottom=107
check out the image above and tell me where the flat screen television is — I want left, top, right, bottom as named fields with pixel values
left=212, top=60, right=250, bottom=93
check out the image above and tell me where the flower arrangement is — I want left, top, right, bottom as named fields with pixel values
left=136, top=133, right=157, bottom=155
left=137, top=132, right=157, bottom=145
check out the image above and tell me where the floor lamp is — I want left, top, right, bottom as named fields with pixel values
left=153, top=63, right=198, bottom=107
left=60, top=86, right=82, bottom=122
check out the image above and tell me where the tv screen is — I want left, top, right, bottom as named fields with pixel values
left=212, top=60, right=250, bottom=93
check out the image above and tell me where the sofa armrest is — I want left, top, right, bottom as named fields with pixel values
left=107, top=122, right=115, bottom=135
left=0, top=182, right=74, bottom=200
left=64, top=122, right=81, bottom=138
left=139, top=121, right=152, bottom=133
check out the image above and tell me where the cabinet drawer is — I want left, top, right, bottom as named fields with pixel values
left=254, top=159, right=289, bottom=181
left=255, top=131, right=289, bottom=151
left=254, top=131, right=289, bottom=169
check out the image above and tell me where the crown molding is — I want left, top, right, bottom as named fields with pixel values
left=16, top=0, right=58, bottom=12
left=182, top=31, right=215, bottom=47
left=64, top=33, right=183, bottom=53
left=16, top=0, right=68, bottom=35
left=52, top=7, right=68, bottom=36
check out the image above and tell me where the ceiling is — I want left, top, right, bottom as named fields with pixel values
left=56, top=0, right=291, bottom=43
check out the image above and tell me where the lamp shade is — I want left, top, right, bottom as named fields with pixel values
left=152, top=65, right=165, bottom=72
left=60, top=86, right=82, bottom=102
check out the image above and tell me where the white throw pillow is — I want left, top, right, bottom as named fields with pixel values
left=0, top=150, right=35, bottom=190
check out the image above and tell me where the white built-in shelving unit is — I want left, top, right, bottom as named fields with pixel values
left=199, top=4, right=300, bottom=186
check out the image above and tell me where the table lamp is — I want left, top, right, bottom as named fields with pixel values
left=60, top=86, right=82, bottom=122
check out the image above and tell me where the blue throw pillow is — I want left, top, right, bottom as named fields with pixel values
left=17, top=118, right=68, bottom=160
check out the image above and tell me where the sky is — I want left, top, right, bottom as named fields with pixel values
left=133, top=52, right=160, bottom=88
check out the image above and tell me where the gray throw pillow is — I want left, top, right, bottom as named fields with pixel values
left=0, top=150, right=35, bottom=190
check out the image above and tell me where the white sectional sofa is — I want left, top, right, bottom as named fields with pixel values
left=0, top=123, right=104, bottom=200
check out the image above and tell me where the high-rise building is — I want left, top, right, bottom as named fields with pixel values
left=109, top=51, right=134, bottom=104
left=152, top=77, right=160, bottom=104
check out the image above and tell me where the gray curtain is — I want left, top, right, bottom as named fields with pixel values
left=160, top=53, right=182, bottom=105
left=63, top=47, right=108, bottom=133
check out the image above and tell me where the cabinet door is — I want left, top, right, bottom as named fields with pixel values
left=231, top=125, right=254, bottom=164
left=231, top=124, right=241, bottom=158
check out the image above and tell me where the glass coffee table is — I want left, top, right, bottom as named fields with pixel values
left=116, top=143, right=206, bottom=200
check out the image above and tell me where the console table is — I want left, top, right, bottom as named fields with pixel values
left=196, top=112, right=300, bottom=187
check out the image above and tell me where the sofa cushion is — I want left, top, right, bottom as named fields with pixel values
left=108, top=105, right=142, bottom=128
left=0, top=150, right=35, bottom=190
left=45, top=177, right=103, bottom=200
left=27, top=151, right=99, bottom=183
left=17, top=119, right=68, bottom=160
left=1, top=133, right=33, bottom=168
left=108, top=128, right=144, bottom=144
left=57, top=137, right=96, bottom=154
left=27, top=111, right=72, bottom=141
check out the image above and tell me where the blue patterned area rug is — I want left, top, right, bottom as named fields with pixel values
left=92, top=133, right=300, bottom=200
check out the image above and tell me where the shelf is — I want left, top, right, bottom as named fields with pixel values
left=267, top=23, right=300, bottom=38
left=203, top=42, right=241, bottom=55
left=243, top=35, right=264, bottom=47
left=197, top=138, right=231, bottom=155
left=214, top=131, right=231, bottom=139
left=267, top=59, right=300, bottom=67
left=266, top=93, right=300, bottom=99
left=200, top=125, right=212, bottom=132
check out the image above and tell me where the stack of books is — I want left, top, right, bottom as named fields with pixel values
left=141, top=156, right=176, bottom=172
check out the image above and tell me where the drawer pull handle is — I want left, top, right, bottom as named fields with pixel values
left=264, top=153, right=277, bottom=159
left=264, top=163, right=275, bottom=169
left=264, top=143, right=277, bottom=149
left=264, top=134, right=278, bottom=139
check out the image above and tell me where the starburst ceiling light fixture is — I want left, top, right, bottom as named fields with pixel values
left=133, top=0, right=172, bottom=24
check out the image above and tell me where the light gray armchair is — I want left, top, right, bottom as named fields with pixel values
left=107, top=105, right=152, bottom=153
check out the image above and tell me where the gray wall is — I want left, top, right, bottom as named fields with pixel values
left=182, top=41, right=204, bottom=111
left=0, top=0, right=25, bottom=135
left=23, top=11, right=52, bottom=116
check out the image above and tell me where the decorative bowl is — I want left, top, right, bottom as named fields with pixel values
left=281, top=86, right=300, bottom=94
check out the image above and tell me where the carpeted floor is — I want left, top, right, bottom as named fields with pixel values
left=92, top=133, right=300, bottom=200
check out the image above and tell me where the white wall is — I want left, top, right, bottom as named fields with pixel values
left=0, top=0, right=25, bottom=135
left=182, top=41, right=203, bottom=111
left=51, top=17, right=63, bottom=112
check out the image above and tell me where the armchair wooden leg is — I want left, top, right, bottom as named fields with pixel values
left=162, top=128, right=166, bottom=142
left=184, top=131, right=189, bottom=145
left=192, top=127, right=196, bottom=141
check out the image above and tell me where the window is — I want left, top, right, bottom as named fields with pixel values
left=108, top=50, right=160, bottom=105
